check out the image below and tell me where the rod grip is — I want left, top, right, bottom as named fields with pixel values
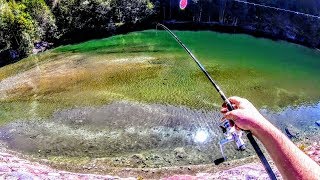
left=225, top=99, right=235, bottom=111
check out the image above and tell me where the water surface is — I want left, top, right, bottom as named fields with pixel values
left=0, top=30, right=319, bottom=170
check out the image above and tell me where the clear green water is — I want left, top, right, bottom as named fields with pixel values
left=0, top=30, right=319, bottom=170
left=55, top=30, right=320, bottom=109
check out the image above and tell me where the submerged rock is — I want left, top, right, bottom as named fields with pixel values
left=285, top=128, right=296, bottom=139
left=130, top=154, right=146, bottom=167
left=174, top=147, right=187, bottom=159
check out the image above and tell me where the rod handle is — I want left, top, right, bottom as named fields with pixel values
left=224, top=98, right=235, bottom=111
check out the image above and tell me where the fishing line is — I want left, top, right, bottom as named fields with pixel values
left=178, top=0, right=320, bottom=19
left=232, top=0, right=320, bottom=19
left=156, top=23, right=277, bottom=180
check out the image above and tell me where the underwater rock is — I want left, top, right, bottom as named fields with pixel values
left=174, top=147, right=187, bottom=159
left=284, top=128, right=296, bottom=139
left=130, top=154, right=146, bottom=167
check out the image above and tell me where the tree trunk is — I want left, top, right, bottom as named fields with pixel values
left=219, top=0, right=227, bottom=24
left=169, top=0, right=172, bottom=19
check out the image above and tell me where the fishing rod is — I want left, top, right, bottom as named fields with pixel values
left=156, top=23, right=277, bottom=180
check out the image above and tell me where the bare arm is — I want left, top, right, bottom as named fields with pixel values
left=221, top=96, right=320, bottom=180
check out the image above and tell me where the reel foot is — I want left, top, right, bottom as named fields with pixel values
left=214, top=158, right=225, bottom=165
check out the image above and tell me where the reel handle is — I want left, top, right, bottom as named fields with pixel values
left=224, top=100, right=277, bottom=180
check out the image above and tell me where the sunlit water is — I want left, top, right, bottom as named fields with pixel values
left=0, top=30, right=319, bottom=169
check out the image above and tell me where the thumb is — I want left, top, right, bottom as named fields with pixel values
left=224, top=110, right=241, bottom=121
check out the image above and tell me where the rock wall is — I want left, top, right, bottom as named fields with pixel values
left=160, top=0, right=320, bottom=48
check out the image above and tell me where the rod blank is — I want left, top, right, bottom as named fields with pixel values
left=157, top=23, right=277, bottom=180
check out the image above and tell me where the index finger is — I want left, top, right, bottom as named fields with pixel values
left=228, top=96, right=244, bottom=106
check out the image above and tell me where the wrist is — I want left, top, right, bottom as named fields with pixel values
left=250, top=117, right=274, bottom=137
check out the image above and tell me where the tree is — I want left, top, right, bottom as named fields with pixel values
left=22, top=0, right=58, bottom=41
left=0, top=0, right=57, bottom=61
left=111, top=0, right=155, bottom=24
left=0, top=0, right=38, bottom=57
left=48, top=0, right=156, bottom=43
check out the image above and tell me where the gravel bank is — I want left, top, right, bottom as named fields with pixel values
left=0, top=141, right=318, bottom=179
left=0, top=150, right=281, bottom=179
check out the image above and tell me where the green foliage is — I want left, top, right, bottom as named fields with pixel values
left=0, top=0, right=57, bottom=58
left=22, top=0, right=58, bottom=41
left=0, top=0, right=38, bottom=56
left=1, top=0, right=319, bottom=61
left=49, top=0, right=156, bottom=41
left=0, top=0, right=156, bottom=60
left=51, top=0, right=113, bottom=36
left=111, top=0, right=155, bottom=24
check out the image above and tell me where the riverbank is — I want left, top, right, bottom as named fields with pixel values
left=0, top=148, right=279, bottom=179
left=1, top=141, right=319, bottom=179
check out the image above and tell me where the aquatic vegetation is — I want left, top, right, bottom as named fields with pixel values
left=0, top=30, right=320, bottom=124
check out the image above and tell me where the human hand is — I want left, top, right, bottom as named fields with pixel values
left=221, top=96, right=268, bottom=134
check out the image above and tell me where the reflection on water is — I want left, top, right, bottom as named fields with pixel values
left=194, top=130, right=209, bottom=143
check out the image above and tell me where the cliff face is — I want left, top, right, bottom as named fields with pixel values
left=160, top=0, right=320, bottom=48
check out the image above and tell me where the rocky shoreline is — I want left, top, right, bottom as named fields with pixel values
left=0, top=149, right=276, bottom=179
left=0, top=150, right=130, bottom=179
left=0, top=141, right=318, bottom=179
